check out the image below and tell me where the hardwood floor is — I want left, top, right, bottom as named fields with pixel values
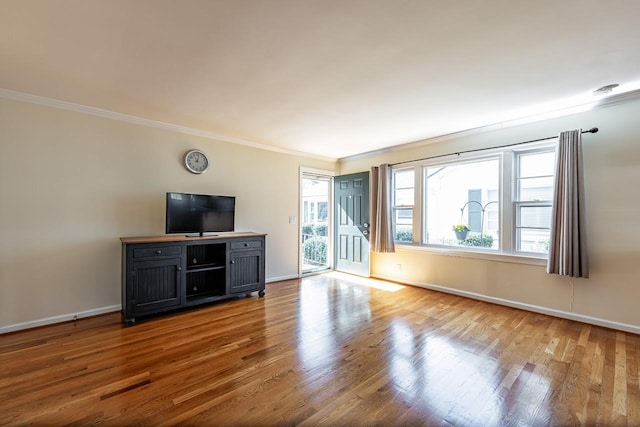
left=1, top=272, right=638, bottom=426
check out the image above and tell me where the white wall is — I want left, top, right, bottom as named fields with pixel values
left=3, top=94, right=639, bottom=333
left=340, top=97, right=640, bottom=331
left=0, top=97, right=335, bottom=331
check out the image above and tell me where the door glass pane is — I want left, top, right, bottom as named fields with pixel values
left=318, top=202, right=328, bottom=222
left=302, top=176, right=331, bottom=274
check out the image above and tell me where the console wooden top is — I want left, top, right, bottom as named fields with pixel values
left=121, top=232, right=266, bottom=244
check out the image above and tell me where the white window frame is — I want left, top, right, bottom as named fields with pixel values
left=391, top=142, right=556, bottom=265
left=512, top=146, right=556, bottom=256
left=392, top=167, right=417, bottom=243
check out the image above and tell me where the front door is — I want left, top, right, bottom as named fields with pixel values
left=334, top=171, right=370, bottom=277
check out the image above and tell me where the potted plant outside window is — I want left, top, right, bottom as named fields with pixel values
left=452, top=224, right=470, bottom=241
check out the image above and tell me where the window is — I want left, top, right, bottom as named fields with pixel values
left=392, top=169, right=414, bottom=242
left=515, top=149, right=556, bottom=254
left=391, top=143, right=556, bottom=259
left=424, top=157, right=500, bottom=249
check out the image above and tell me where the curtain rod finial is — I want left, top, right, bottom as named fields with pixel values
left=588, top=127, right=599, bottom=133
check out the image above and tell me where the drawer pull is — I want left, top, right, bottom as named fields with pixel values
left=155, top=250, right=162, bottom=254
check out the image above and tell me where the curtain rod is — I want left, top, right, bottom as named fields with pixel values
left=390, top=127, right=599, bottom=167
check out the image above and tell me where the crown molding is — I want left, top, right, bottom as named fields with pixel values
left=5, top=86, right=640, bottom=165
left=340, top=88, right=640, bottom=163
left=0, top=88, right=336, bottom=162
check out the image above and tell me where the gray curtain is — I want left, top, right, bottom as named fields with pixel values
left=370, top=164, right=395, bottom=253
left=546, top=130, right=589, bottom=278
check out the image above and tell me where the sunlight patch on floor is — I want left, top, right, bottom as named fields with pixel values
left=325, top=271, right=405, bottom=292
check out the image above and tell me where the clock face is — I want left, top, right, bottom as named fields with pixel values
left=184, top=150, right=209, bottom=174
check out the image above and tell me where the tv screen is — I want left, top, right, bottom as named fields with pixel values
left=166, top=193, right=235, bottom=235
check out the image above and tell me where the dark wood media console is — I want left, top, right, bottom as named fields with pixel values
left=121, top=232, right=266, bottom=325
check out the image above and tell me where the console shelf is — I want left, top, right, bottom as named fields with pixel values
left=121, top=232, right=266, bottom=325
left=187, top=265, right=225, bottom=272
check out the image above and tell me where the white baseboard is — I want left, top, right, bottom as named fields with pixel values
left=9, top=275, right=635, bottom=336
left=373, top=274, right=640, bottom=335
left=0, top=305, right=122, bottom=335
left=1, top=277, right=296, bottom=335
left=266, top=274, right=299, bottom=283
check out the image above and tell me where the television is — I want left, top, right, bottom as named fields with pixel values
left=166, top=192, right=235, bottom=236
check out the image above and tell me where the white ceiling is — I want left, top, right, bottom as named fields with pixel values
left=1, top=0, right=639, bottom=159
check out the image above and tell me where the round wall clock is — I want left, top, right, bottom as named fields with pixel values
left=184, top=149, right=209, bottom=174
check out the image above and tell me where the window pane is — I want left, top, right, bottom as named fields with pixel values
left=395, top=170, right=414, bottom=188
left=393, top=169, right=414, bottom=242
left=518, top=205, right=551, bottom=228
left=394, top=208, right=412, bottom=242
left=519, top=151, right=555, bottom=177
left=424, top=158, right=499, bottom=249
left=396, top=209, right=413, bottom=224
left=518, top=176, right=554, bottom=201
left=395, top=188, right=414, bottom=206
left=518, top=228, right=550, bottom=253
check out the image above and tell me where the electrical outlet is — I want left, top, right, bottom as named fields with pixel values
left=289, top=216, right=296, bottom=224
left=396, top=264, right=402, bottom=272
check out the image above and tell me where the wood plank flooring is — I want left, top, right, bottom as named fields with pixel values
left=1, top=272, right=639, bottom=426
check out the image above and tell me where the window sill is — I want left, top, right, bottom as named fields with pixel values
left=393, top=243, right=548, bottom=266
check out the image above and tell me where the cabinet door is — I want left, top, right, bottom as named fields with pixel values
left=130, top=257, right=183, bottom=313
left=229, top=250, right=264, bottom=293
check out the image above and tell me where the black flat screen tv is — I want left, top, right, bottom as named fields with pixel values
left=166, top=192, right=235, bottom=235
